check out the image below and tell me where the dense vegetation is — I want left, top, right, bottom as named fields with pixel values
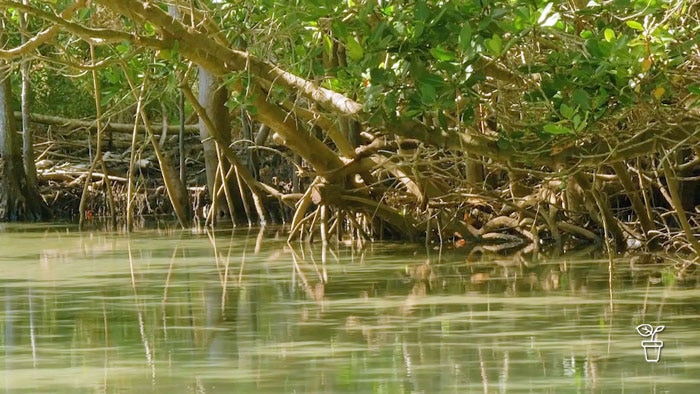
left=1, top=0, right=699, bottom=260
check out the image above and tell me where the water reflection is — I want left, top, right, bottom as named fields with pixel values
left=0, top=224, right=698, bottom=393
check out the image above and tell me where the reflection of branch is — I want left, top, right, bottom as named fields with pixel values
left=254, top=226, right=265, bottom=254
left=207, top=230, right=224, bottom=286
left=307, top=243, right=325, bottom=284
left=478, top=347, right=489, bottom=393
left=290, top=247, right=310, bottom=293
left=501, top=350, right=510, bottom=390
left=127, top=242, right=156, bottom=381
left=28, top=289, right=37, bottom=367
left=222, top=230, right=237, bottom=313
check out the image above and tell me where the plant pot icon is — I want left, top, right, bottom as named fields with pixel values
left=636, top=324, right=665, bottom=362
left=641, top=340, right=663, bottom=362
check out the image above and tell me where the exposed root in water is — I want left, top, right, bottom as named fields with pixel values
left=27, top=110, right=700, bottom=265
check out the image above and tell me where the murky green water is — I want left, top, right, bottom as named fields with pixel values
left=1, top=224, right=699, bottom=393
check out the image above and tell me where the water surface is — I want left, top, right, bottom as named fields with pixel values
left=1, top=224, right=698, bottom=393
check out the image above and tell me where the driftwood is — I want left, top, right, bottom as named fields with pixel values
left=39, top=169, right=128, bottom=184
left=14, top=111, right=199, bottom=134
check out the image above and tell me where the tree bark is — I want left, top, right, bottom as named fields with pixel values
left=572, top=172, right=626, bottom=251
left=0, top=63, right=43, bottom=221
left=611, top=161, right=655, bottom=240
left=198, top=68, right=247, bottom=224
left=20, top=0, right=38, bottom=198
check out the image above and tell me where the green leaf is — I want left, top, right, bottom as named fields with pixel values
left=383, top=92, right=397, bottom=118
left=370, top=68, right=389, bottom=85
left=593, top=89, right=608, bottom=109
left=572, top=89, right=591, bottom=110
left=497, top=137, right=510, bottom=150
left=420, top=83, right=436, bottom=105
left=346, top=36, right=364, bottom=61
left=156, top=49, right=172, bottom=60
left=560, top=103, right=574, bottom=119
left=485, top=34, right=502, bottom=56
left=246, top=104, right=258, bottom=116
left=513, top=6, right=531, bottom=30
left=403, top=109, right=423, bottom=119
left=574, top=114, right=588, bottom=131
left=77, top=7, right=92, bottom=20
left=543, top=124, right=574, bottom=135
left=462, top=107, right=475, bottom=123
left=415, top=21, right=425, bottom=39
left=323, top=35, right=334, bottom=60
left=604, top=28, right=615, bottom=42
left=416, top=71, right=446, bottom=89
left=459, top=24, right=472, bottom=51
left=116, top=42, right=130, bottom=54
left=144, top=22, right=156, bottom=36
left=580, top=30, right=593, bottom=39
left=429, top=46, right=455, bottom=61
left=688, top=85, right=700, bottom=95
left=331, top=20, right=348, bottom=39
left=626, top=21, right=644, bottom=31
left=438, top=111, right=448, bottom=131
left=415, top=0, right=429, bottom=22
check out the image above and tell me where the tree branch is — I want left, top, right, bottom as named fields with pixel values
left=95, top=0, right=362, bottom=116
left=1, top=0, right=165, bottom=49
left=0, top=1, right=85, bottom=59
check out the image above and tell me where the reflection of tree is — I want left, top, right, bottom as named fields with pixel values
left=0, top=229, right=697, bottom=392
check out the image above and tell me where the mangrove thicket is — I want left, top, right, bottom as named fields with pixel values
left=0, top=0, right=699, bottom=259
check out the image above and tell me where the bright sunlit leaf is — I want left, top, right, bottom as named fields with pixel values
left=543, top=123, right=574, bottom=135
left=485, top=34, right=502, bottom=56
left=604, top=28, right=615, bottom=42
left=346, top=36, right=364, bottom=61
left=626, top=20, right=644, bottom=31
left=430, top=46, right=455, bottom=61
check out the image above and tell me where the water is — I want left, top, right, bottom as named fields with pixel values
left=1, top=224, right=699, bottom=393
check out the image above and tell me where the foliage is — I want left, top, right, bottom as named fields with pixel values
left=186, top=0, right=700, bottom=163
left=2, top=0, right=697, bottom=152
left=1, top=0, right=700, bottom=252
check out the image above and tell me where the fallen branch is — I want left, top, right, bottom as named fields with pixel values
left=14, top=111, right=199, bottom=134
left=38, top=169, right=128, bottom=183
